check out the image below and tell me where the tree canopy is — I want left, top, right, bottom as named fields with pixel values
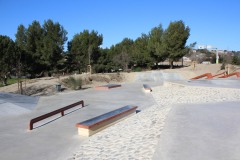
left=162, top=20, right=190, bottom=68
left=148, top=24, right=167, bottom=63
left=68, top=30, right=103, bottom=73
left=0, top=35, right=17, bottom=84
left=0, top=19, right=197, bottom=82
left=15, top=19, right=67, bottom=76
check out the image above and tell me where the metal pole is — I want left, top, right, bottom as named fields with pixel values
left=216, top=48, right=219, bottom=64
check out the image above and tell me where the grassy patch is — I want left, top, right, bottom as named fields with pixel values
left=0, top=78, right=28, bottom=87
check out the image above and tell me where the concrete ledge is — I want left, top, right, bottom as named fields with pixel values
left=95, top=84, right=122, bottom=90
left=76, top=105, right=137, bottom=136
left=143, top=84, right=152, bottom=92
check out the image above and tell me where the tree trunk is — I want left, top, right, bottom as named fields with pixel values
left=3, top=75, right=7, bottom=86
left=169, top=60, right=174, bottom=69
left=125, top=63, right=128, bottom=71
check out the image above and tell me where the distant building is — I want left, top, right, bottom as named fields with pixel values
left=198, top=45, right=214, bottom=50
left=198, top=45, right=207, bottom=49
left=183, top=56, right=191, bottom=62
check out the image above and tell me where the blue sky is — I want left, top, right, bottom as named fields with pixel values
left=0, top=0, right=239, bottom=51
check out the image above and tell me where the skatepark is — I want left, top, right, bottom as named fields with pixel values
left=0, top=68, right=240, bottom=160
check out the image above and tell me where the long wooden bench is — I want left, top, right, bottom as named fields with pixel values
left=76, top=105, right=138, bottom=136
left=29, top=100, right=84, bottom=130
left=143, top=84, right=152, bottom=92
left=95, top=84, right=121, bottom=90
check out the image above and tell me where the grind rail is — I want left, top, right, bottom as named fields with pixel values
left=29, top=100, right=84, bottom=130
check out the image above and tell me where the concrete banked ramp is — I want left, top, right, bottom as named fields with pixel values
left=135, top=71, right=183, bottom=83
left=153, top=102, right=240, bottom=160
left=0, top=92, right=39, bottom=117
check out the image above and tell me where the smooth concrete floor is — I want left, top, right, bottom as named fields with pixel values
left=153, top=101, right=240, bottom=160
left=0, top=82, right=158, bottom=160
left=2, top=71, right=238, bottom=160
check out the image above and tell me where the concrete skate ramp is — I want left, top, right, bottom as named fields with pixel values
left=187, top=79, right=240, bottom=88
left=0, top=92, right=39, bottom=117
left=153, top=102, right=240, bottom=160
left=135, top=71, right=182, bottom=82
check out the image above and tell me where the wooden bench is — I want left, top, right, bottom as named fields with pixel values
left=29, top=100, right=84, bottom=130
left=143, top=84, right=152, bottom=92
left=75, top=105, right=138, bottom=136
left=95, top=84, right=121, bottom=90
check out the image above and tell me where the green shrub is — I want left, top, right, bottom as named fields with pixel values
left=132, top=67, right=142, bottom=72
left=63, top=76, right=82, bottom=90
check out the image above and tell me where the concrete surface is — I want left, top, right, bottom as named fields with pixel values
left=0, top=82, right=158, bottom=160
left=2, top=71, right=238, bottom=160
left=153, top=101, right=240, bottom=160
left=0, top=92, right=39, bottom=117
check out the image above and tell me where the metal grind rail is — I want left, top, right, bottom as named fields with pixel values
left=29, top=100, right=84, bottom=130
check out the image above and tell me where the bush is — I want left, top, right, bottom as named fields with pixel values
left=132, top=67, right=142, bottom=72
left=62, top=76, right=82, bottom=90
left=220, top=63, right=225, bottom=70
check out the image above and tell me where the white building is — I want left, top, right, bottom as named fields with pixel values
left=198, top=45, right=214, bottom=50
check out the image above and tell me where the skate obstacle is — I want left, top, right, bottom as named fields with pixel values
left=76, top=105, right=138, bottom=136
left=29, top=100, right=84, bottom=130
left=191, top=73, right=213, bottom=80
left=143, top=84, right=152, bottom=92
left=95, top=84, right=121, bottom=90
left=191, top=72, right=240, bottom=80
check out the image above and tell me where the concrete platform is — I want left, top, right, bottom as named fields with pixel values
left=0, top=82, right=156, bottom=160
left=4, top=71, right=237, bottom=160
left=153, top=101, right=240, bottom=160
